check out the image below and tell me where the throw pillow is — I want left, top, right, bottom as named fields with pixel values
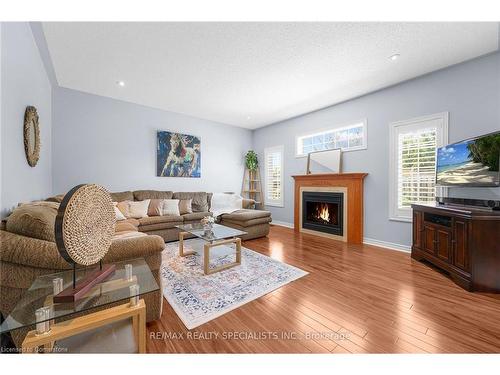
left=127, top=200, right=150, bottom=219
left=178, top=199, right=193, bottom=215
left=161, top=199, right=180, bottom=216
left=172, top=192, right=208, bottom=212
left=116, top=201, right=132, bottom=218
left=148, top=199, right=164, bottom=216
left=113, top=202, right=127, bottom=221
left=6, top=203, right=59, bottom=242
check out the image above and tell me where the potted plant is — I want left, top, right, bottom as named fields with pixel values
left=245, top=150, right=259, bottom=179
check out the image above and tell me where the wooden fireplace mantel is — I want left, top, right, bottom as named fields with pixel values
left=292, top=173, right=368, bottom=244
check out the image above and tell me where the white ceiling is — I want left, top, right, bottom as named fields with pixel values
left=42, top=22, right=499, bottom=129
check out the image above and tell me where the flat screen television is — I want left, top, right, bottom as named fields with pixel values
left=436, top=131, right=500, bottom=187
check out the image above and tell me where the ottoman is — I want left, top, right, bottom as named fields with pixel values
left=219, top=209, right=272, bottom=240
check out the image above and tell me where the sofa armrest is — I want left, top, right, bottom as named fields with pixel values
left=0, top=230, right=165, bottom=270
left=104, top=234, right=165, bottom=264
left=0, top=230, right=69, bottom=269
left=242, top=198, right=256, bottom=209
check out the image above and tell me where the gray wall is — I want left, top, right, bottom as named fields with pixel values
left=253, top=52, right=500, bottom=249
left=52, top=87, right=252, bottom=195
left=1, top=22, right=53, bottom=217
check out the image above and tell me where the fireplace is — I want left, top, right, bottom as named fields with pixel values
left=302, top=191, right=344, bottom=236
left=293, top=173, right=367, bottom=243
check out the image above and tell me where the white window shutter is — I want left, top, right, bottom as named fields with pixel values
left=398, top=129, right=437, bottom=209
left=389, top=113, right=449, bottom=222
left=264, top=146, right=284, bottom=207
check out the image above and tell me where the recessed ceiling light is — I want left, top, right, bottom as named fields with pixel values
left=389, top=54, right=400, bottom=61
left=116, top=80, right=125, bottom=87
left=246, top=116, right=252, bottom=120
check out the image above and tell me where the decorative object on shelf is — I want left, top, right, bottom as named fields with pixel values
left=23, top=106, right=41, bottom=167
left=157, top=130, right=201, bottom=177
left=306, top=149, right=342, bottom=174
left=242, top=150, right=263, bottom=209
left=54, top=184, right=116, bottom=303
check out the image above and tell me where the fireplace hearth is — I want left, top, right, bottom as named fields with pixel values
left=302, top=191, right=344, bottom=236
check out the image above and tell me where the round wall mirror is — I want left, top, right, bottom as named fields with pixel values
left=23, top=106, right=40, bottom=167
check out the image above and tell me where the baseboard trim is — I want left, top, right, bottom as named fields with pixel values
left=271, top=220, right=294, bottom=229
left=268, top=223, right=411, bottom=253
left=363, top=237, right=411, bottom=253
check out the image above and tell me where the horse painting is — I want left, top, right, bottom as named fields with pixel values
left=157, top=131, right=201, bottom=177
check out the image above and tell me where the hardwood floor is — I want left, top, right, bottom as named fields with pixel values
left=146, top=225, right=500, bottom=353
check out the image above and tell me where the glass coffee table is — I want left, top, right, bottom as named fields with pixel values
left=176, top=223, right=247, bottom=275
left=0, top=258, right=159, bottom=353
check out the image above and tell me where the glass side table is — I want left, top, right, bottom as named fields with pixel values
left=0, top=258, right=159, bottom=353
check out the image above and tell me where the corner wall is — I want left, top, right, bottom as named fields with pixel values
left=252, top=52, right=500, bottom=249
left=0, top=22, right=53, bottom=217
left=52, top=87, right=252, bottom=195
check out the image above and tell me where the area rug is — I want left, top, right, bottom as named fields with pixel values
left=161, top=239, right=308, bottom=329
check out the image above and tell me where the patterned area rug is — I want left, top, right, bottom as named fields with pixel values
left=161, top=239, right=308, bottom=329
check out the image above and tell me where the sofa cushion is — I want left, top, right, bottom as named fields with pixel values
left=172, top=192, right=208, bottom=212
left=139, top=222, right=182, bottom=232
left=148, top=199, right=163, bottom=216
left=113, top=202, right=127, bottom=221
left=121, top=218, right=140, bottom=227
left=222, top=216, right=272, bottom=227
left=113, top=231, right=148, bottom=240
left=178, top=199, right=193, bottom=215
left=138, top=215, right=183, bottom=226
left=115, top=221, right=138, bottom=233
left=161, top=199, right=180, bottom=216
left=222, top=222, right=270, bottom=240
left=127, top=200, right=150, bottom=219
left=220, top=209, right=271, bottom=222
left=181, top=212, right=212, bottom=221
left=133, top=190, right=173, bottom=201
left=110, top=191, right=134, bottom=202
left=116, top=201, right=131, bottom=217
left=6, top=202, right=59, bottom=242
left=45, top=194, right=65, bottom=203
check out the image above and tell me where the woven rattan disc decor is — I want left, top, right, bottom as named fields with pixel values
left=55, top=184, right=116, bottom=266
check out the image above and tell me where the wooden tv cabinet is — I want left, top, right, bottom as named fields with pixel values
left=411, top=203, right=500, bottom=292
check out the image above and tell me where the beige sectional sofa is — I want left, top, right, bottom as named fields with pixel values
left=0, top=189, right=271, bottom=347
left=108, top=190, right=272, bottom=241
left=0, top=202, right=165, bottom=347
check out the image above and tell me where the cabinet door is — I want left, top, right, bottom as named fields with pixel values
left=413, top=210, right=423, bottom=249
left=423, top=225, right=436, bottom=254
left=453, top=219, right=470, bottom=272
left=436, top=229, right=452, bottom=262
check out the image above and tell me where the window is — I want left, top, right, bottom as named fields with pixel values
left=264, top=145, right=284, bottom=207
left=295, top=120, right=367, bottom=157
left=389, top=113, right=449, bottom=222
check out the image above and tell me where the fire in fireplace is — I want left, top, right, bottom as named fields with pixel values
left=306, top=202, right=339, bottom=225
left=302, top=191, right=343, bottom=236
